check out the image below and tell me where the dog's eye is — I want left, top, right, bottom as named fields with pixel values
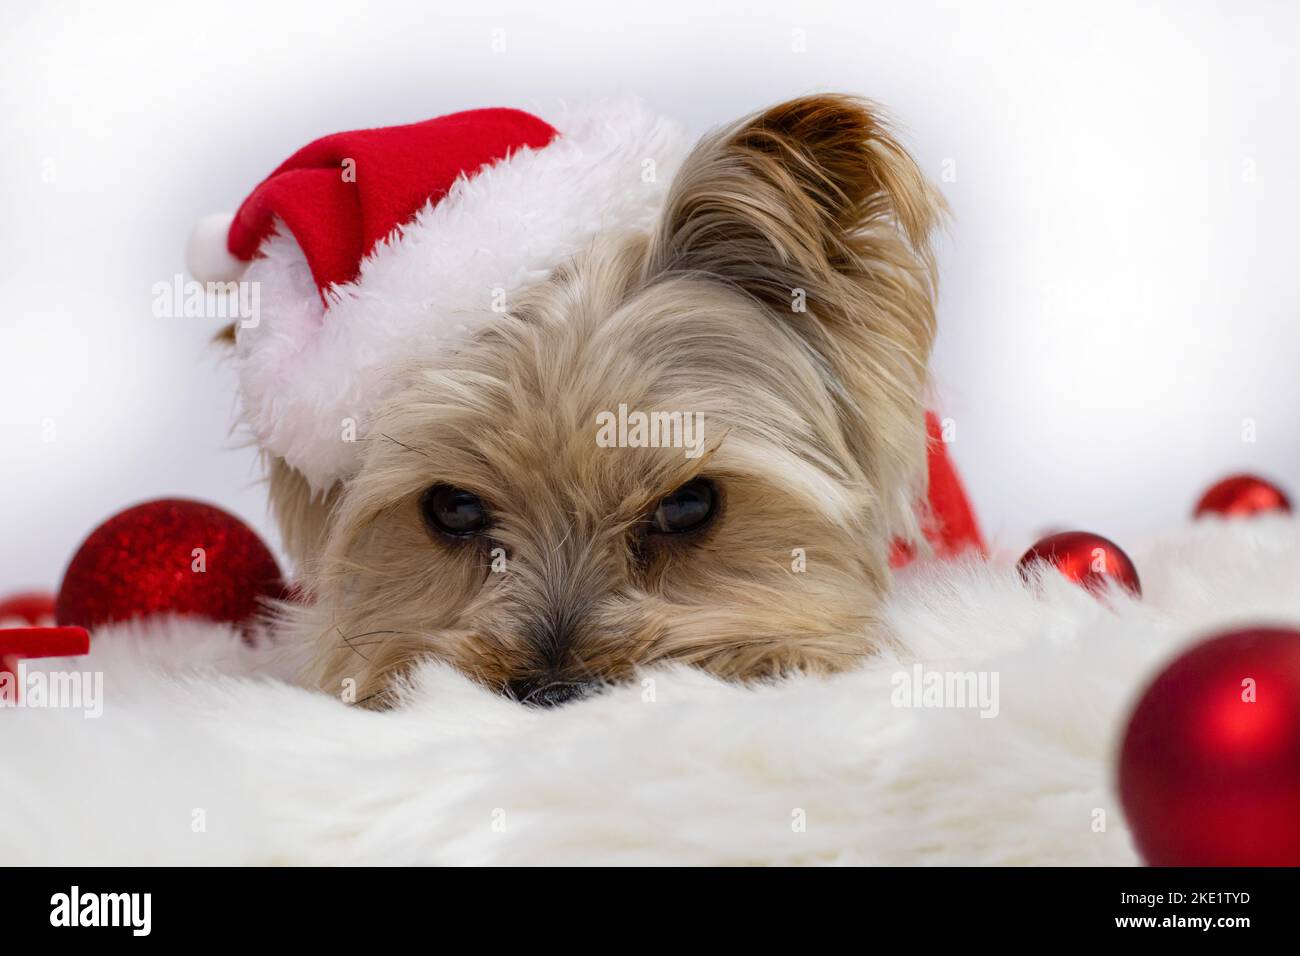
left=651, top=479, right=716, bottom=534
left=421, top=484, right=489, bottom=537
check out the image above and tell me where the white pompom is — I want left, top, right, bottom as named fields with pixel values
left=185, top=212, right=245, bottom=282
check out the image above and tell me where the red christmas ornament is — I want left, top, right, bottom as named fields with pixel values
left=0, top=591, right=56, bottom=627
left=56, top=498, right=283, bottom=632
left=1, top=592, right=89, bottom=690
left=1194, top=473, right=1292, bottom=519
left=1016, top=530, right=1141, bottom=597
left=1118, top=627, right=1300, bottom=865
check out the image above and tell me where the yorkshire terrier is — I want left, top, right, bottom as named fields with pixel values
left=262, top=95, right=943, bottom=707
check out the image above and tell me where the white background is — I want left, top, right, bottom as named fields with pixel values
left=2, top=0, right=1297, bottom=590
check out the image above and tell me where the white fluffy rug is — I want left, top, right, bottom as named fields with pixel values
left=3, top=516, right=1298, bottom=865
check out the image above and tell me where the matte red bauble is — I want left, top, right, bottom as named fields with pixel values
left=1118, top=627, right=1300, bottom=865
left=1194, top=474, right=1292, bottom=518
left=1016, top=530, right=1141, bottom=597
left=56, top=499, right=283, bottom=632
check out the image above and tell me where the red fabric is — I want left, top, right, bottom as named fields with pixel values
left=891, top=412, right=985, bottom=566
left=227, top=108, right=559, bottom=294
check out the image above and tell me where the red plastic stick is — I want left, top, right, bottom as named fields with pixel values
left=0, top=625, right=90, bottom=677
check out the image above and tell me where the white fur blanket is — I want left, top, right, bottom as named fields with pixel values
left=3, top=516, right=1297, bottom=866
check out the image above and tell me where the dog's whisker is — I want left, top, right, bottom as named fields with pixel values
left=334, top=625, right=373, bottom=663
left=379, top=432, right=431, bottom=458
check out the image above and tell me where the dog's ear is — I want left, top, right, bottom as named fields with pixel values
left=214, top=322, right=338, bottom=572
left=266, top=455, right=341, bottom=575
left=646, top=94, right=945, bottom=534
left=213, top=317, right=340, bottom=572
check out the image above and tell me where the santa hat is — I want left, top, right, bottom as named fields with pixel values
left=187, top=102, right=689, bottom=494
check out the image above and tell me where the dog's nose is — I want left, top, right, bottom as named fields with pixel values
left=508, top=680, right=587, bottom=708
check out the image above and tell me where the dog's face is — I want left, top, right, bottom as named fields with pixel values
left=278, top=96, right=943, bottom=706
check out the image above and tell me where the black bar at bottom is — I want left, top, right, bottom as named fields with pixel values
left=0, top=866, right=1290, bottom=941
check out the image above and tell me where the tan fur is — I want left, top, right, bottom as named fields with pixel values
left=262, top=95, right=944, bottom=706
left=265, top=456, right=341, bottom=585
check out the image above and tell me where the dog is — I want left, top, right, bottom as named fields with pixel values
left=254, top=95, right=944, bottom=707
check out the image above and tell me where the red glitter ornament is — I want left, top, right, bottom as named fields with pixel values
left=56, top=498, right=283, bottom=632
left=1118, top=627, right=1300, bottom=865
left=1016, top=530, right=1141, bottom=597
left=1194, top=474, right=1292, bottom=519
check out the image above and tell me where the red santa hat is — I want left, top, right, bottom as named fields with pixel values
left=187, top=102, right=689, bottom=494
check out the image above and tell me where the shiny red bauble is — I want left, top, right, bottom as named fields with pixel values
left=55, top=498, right=283, bottom=632
left=1118, top=627, right=1300, bottom=865
left=1016, top=530, right=1141, bottom=597
left=1194, top=474, right=1292, bottom=519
